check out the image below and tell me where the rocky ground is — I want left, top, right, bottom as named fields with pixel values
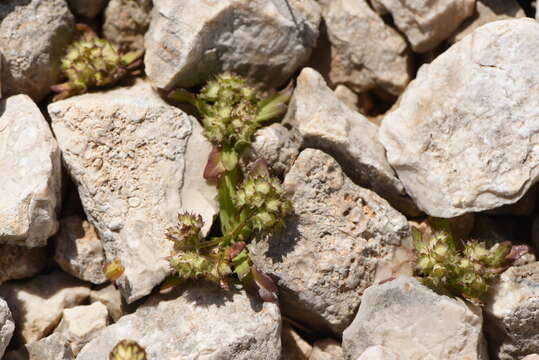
left=1, top=0, right=539, bottom=359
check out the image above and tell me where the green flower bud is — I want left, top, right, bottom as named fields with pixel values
left=109, top=340, right=147, bottom=360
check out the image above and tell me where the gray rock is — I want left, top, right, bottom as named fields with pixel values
left=484, top=262, right=539, bottom=360
left=103, top=0, right=152, bottom=53
left=320, top=0, right=410, bottom=96
left=0, top=0, right=75, bottom=101
left=5, top=333, right=74, bottom=360
left=144, top=0, right=321, bottom=90
left=76, top=283, right=281, bottom=360
left=251, top=124, right=301, bottom=177
left=48, top=80, right=218, bottom=303
left=309, top=339, right=344, bottom=360
left=54, top=216, right=107, bottom=284
left=89, top=284, right=125, bottom=322
left=0, top=95, right=62, bottom=247
left=250, top=149, right=413, bottom=334
left=67, top=0, right=107, bottom=18
left=0, top=245, right=47, bottom=284
left=342, top=277, right=488, bottom=360
left=379, top=19, right=539, bottom=217
left=285, top=68, right=419, bottom=216
left=0, top=271, right=90, bottom=345
left=0, top=298, right=15, bottom=358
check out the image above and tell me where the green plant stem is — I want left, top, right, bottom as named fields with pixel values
left=196, top=210, right=255, bottom=250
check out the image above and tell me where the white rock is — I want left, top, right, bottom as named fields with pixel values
left=76, top=283, right=281, bottom=359
left=0, top=95, right=61, bottom=247
left=0, top=298, right=15, bottom=358
left=309, top=339, right=344, bottom=360
left=250, top=149, right=413, bottom=334
left=251, top=124, right=301, bottom=177
left=0, top=0, right=75, bottom=101
left=523, top=355, right=539, bottom=360
left=334, top=85, right=359, bottom=113
left=0, top=245, right=47, bottom=284
left=282, top=323, right=312, bottom=360
left=67, top=0, right=107, bottom=18
left=103, top=0, right=152, bottom=53
left=144, top=0, right=321, bottom=90
left=343, top=277, right=488, bottom=360
left=89, top=284, right=125, bottom=322
left=5, top=333, right=74, bottom=360
left=357, top=346, right=399, bottom=360
left=48, top=80, right=218, bottom=303
left=380, top=19, right=539, bottom=217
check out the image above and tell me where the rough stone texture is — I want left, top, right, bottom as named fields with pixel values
left=333, top=85, right=359, bottom=113
left=76, top=283, right=281, bottom=359
left=484, top=262, right=539, bottom=360
left=5, top=333, right=74, bottom=360
left=309, top=339, right=344, bottom=360
left=0, top=271, right=90, bottom=345
left=379, top=19, right=539, bottom=217
left=523, top=356, right=539, bottom=360
left=450, top=0, right=525, bottom=43
left=54, top=216, right=107, bottom=284
left=0, top=245, right=47, bottom=284
left=67, top=0, right=107, bottom=18
left=48, top=80, right=218, bottom=303
left=103, top=0, right=152, bottom=53
left=282, top=324, right=312, bottom=360
left=250, top=149, right=413, bottom=334
left=0, top=0, right=75, bottom=101
left=144, top=0, right=321, bottom=90
left=54, top=302, right=109, bottom=355
left=356, top=346, right=399, bottom=360
left=0, top=298, right=15, bottom=358
left=285, top=68, right=419, bottom=216
left=251, top=124, right=301, bottom=177
left=0, top=95, right=62, bottom=247
left=371, top=0, right=475, bottom=52
left=342, top=276, right=488, bottom=360
left=320, top=0, right=410, bottom=96
left=89, top=284, right=125, bottom=322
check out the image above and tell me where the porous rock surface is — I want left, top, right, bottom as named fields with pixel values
left=0, top=298, right=15, bottom=358
left=0, top=245, right=47, bottom=284
left=144, top=0, right=321, bottom=90
left=380, top=19, right=539, bottom=217
left=5, top=333, right=74, bottom=360
left=250, top=149, right=413, bottom=334
left=48, top=80, right=218, bottom=303
left=342, top=276, right=488, bottom=360
left=103, top=0, right=152, bottom=53
left=76, top=283, right=281, bottom=360
left=0, top=95, right=61, bottom=247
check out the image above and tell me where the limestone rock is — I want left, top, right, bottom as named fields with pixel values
left=144, top=0, right=321, bottom=90
left=48, top=80, right=218, bottom=303
left=342, top=276, right=488, bottom=360
left=320, top=0, right=410, bottom=96
left=5, top=333, right=74, bottom=360
left=251, top=124, right=301, bottom=177
left=103, top=0, right=152, bottom=53
left=67, top=0, right=107, bottom=18
left=0, top=245, right=47, bottom=284
left=0, top=271, right=90, bottom=345
left=0, top=0, right=75, bottom=101
left=250, top=149, right=413, bottom=334
left=309, top=339, right=344, bottom=360
left=523, top=355, right=539, bottom=360
left=380, top=19, right=539, bottom=217
left=89, top=284, right=125, bottom=322
left=285, top=68, right=418, bottom=216
left=282, top=324, right=312, bottom=360
left=0, top=95, right=62, bottom=247
left=0, top=298, right=15, bottom=358
left=357, top=346, right=399, bottom=360
left=76, top=283, right=281, bottom=359
left=54, top=216, right=107, bottom=284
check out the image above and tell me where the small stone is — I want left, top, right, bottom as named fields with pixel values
left=251, top=124, right=301, bottom=177
left=342, top=277, right=488, bottom=360
left=67, top=0, right=107, bottom=18
left=89, top=284, right=125, bottom=322
left=103, top=0, right=152, bottom=53
left=76, top=283, right=281, bottom=359
left=5, top=333, right=74, bottom=360
left=0, top=271, right=90, bottom=345
left=250, top=149, right=413, bottom=334
left=0, top=298, right=15, bottom=358
left=309, top=339, right=344, bottom=360
left=0, top=245, right=47, bottom=284
left=0, top=95, right=61, bottom=247
left=282, top=324, right=312, bottom=360
left=356, top=346, right=399, bottom=360
left=333, top=85, right=359, bottom=113
left=144, top=0, right=321, bottom=90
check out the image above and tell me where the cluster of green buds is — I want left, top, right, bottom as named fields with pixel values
left=109, top=340, right=146, bottom=360
left=51, top=24, right=142, bottom=101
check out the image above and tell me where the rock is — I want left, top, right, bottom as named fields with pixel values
left=89, top=284, right=125, bottom=322
left=76, top=282, right=281, bottom=359
left=356, top=346, right=399, bottom=360
left=309, top=339, right=344, bottom=360
left=0, top=245, right=47, bottom=284
left=250, top=149, right=413, bottom=334
left=251, top=124, right=301, bottom=177
left=54, top=302, right=109, bottom=355
left=285, top=68, right=419, bottom=216
left=67, top=0, right=107, bottom=18
left=0, top=271, right=90, bottom=345
left=103, top=0, right=152, bottom=53
left=370, top=0, right=475, bottom=52
left=523, top=355, right=539, bottom=360
left=484, top=262, right=539, bottom=360
left=282, top=324, right=312, bottom=360
left=0, top=0, right=75, bottom=101
left=5, top=333, right=74, bottom=360
left=487, top=183, right=538, bottom=216
left=144, top=0, right=321, bottom=90
left=342, top=276, right=488, bottom=360
left=450, top=0, right=525, bottom=44
left=0, top=298, right=15, bottom=357
left=379, top=19, right=539, bottom=217
left=48, top=80, right=218, bottom=303
left=0, top=95, right=62, bottom=247
left=410, top=213, right=475, bottom=244
left=54, top=216, right=107, bottom=284
left=333, top=85, right=359, bottom=113
left=320, top=0, right=410, bottom=96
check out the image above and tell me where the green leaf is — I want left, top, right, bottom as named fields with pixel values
left=218, top=168, right=240, bottom=234
left=233, top=249, right=251, bottom=280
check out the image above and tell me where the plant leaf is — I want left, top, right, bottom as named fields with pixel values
left=252, top=266, right=278, bottom=302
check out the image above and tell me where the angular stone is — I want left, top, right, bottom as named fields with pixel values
left=333, top=85, right=359, bottom=113
left=0, top=298, right=15, bottom=358
left=0, top=0, right=75, bottom=101
left=0, top=95, right=62, bottom=247
left=251, top=124, right=301, bottom=177
left=67, top=0, right=107, bottom=18
left=48, top=80, right=218, bottom=303
left=103, top=0, right=152, bottom=53
left=380, top=19, right=539, bottom=217
left=5, top=333, right=74, bottom=360
left=320, top=0, right=410, bottom=96
left=250, top=149, right=413, bottom=334
left=54, top=216, right=107, bottom=284
left=282, top=323, right=311, bottom=360
left=144, top=0, right=321, bottom=90
left=310, top=339, right=344, bottom=360
left=285, top=68, right=419, bottom=216
left=342, top=277, right=488, bottom=360
left=89, top=284, right=125, bottom=322
left=76, top=283, right=281, bottom=359
left=0, top=245, right=47, bottom=284
left=0, top=271, right=90, bottom=345
left=356, top=346, right=399, bottom=360
left=484, top=262, right=539, bottom=360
